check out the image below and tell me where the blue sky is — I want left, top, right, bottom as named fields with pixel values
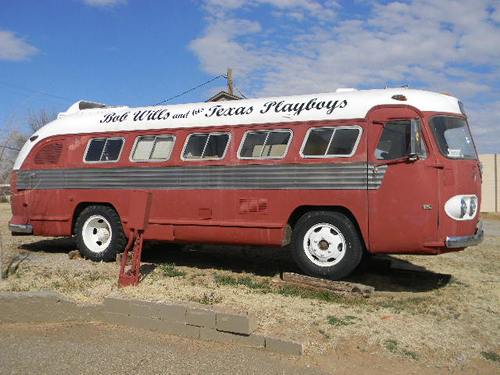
left=1, top=0, right=499, bottom=152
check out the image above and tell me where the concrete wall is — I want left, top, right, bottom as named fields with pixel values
left=479, top=154, right=498, bottom=213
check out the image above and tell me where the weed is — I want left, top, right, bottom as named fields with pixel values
left=198, top=291, right=223, bottom=305
left=159, top=263, right=186, bottom=278
left=318, top=329, right=330, bottom=339
left=384, top=339, right=399, bottom=353
left=327, top=315, right=361, bottom=326
left=277, top=285, right=366, bottom=306
left=384, top=339, right=418, bottom=360
left=377, top=296, right=430, bottom=314
left=481, top=351, right=500, bottom=362
left=214, top=274, right=269, bottom=290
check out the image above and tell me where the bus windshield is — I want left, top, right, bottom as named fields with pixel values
left=429, top=116, right=477, bottom=159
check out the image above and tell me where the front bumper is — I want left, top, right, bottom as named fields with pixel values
left=445, top=221, right=484, bottom=248
left=8, top=223, right=33, bottom=235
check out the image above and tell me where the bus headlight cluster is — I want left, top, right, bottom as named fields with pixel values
left=445, top=195, right=478, bottom=221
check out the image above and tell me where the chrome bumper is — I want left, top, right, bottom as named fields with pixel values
left=445, top=221, right=484, bottom=249
left=8, top=223, right=33, bottom=234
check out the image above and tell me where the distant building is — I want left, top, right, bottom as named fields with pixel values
left=206, top=90, right=242, bottom=102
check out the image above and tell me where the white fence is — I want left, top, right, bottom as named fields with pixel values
left=480, top=154, right=499, bottom=213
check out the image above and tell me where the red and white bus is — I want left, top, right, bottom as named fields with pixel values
left=9, top=88, right=484, bottom=279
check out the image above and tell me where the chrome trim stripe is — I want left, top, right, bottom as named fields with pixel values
left=16, top=163, right=387, bottom=190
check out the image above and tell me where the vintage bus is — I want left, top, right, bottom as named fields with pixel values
left=9, top=88, right=484, bottom=279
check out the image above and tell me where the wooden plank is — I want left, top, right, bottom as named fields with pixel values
left=280, top=272, right=374, bottom=297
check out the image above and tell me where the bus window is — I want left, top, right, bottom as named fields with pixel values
left=375, top=120, right=426, bottom=160
left=182, top=132, right=230, bottom=160
left=238, top=130, right=292, bottom=159
left=301, top=126, right=361, bottom=158
left=131, top=135, right=175, bottom=161
left=84, top=138, right=124, bottom=163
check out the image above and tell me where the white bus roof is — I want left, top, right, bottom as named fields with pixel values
left=14, top=88, right=461, bottom=169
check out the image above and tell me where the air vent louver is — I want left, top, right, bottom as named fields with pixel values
left=34, top=142, right=63, bottom=165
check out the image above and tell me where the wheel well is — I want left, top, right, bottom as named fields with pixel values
left=287, top=205, right=367, bottom=250
left=71, top=202, right=118, bottom=235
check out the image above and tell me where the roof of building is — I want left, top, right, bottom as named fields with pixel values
left=206, top=90, right=242, bottom=102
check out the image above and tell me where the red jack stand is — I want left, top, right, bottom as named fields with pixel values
left=118, top=191, right=152, bottom=287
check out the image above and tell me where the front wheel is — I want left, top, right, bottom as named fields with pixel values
left=291, top=211, right=363, bottom=280
left=75, top=205, right=126, bottom=261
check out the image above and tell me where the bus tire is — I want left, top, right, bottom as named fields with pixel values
left=75, top=205, right=126, bottom=262
left=291, top=211, right=363, bottom=280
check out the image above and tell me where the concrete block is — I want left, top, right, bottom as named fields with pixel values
left=200, top=328, right=265, bottom=348
left=103, top=297, right=186, bottom=323
left=101, top=312, right=200, bottom=339
left=265, top=337, right=303, bottom=356
left=216, top=312, right=256, bottom=335
left=185, top=308, right=216, bottom=328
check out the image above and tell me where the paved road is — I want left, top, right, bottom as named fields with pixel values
left=0, top=322, right=326, bottom=375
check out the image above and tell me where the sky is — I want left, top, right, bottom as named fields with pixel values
left=0, top=0, right=499, bottom=153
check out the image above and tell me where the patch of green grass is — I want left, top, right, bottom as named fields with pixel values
left=481, top=351, right=500, bottom=362
left=377, top=296, right=430, bottom=314
left=384, top=339, right=418, bottom=360
left=276, top=285, right=367, bottom=305
left=214, top=274, right=270, bottom=290
left=327, top=315, right=361, bottom=326
left=159, top=263, right=186, bottom=278
left=384, top=339, right=399, bottom=353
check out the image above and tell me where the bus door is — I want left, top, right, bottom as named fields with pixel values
left=367, top=107, right=439, bottom=253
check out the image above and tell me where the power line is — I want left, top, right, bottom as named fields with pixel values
left=154, top=75, right=226, bottom=105
left=0, top=80, right=73, bottom=103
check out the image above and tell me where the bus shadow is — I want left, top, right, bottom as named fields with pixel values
left=19, top=237, right=77, bottom=254
left=18, top=238, right=451, bottom=293
left=142, top=243, right=451, bottom=293
left=347, top=256, right=451, bottom=292
left=141, top=243, right=299, bottom=277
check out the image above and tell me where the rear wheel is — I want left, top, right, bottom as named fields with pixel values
left=291, top=211, right=363, bottom=280
left=75, top=205, right=126, bottom=261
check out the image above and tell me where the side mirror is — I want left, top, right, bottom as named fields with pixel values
left=409, top=119, right=422, bottom=161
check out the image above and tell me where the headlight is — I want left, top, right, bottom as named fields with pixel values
left=460, top=198, right=467, bottom=218
left=469, top=197, right=477, bottom=217
left=445, top=195, right=478, bottom=221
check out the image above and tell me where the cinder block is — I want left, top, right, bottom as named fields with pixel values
left=265, top=337, right=303, bottom=356
left=103, top=297, right=186, bottom=323
left=216, top=312, right=256, bottom=335
left=200, top=328, right=265, bottom=348
left=101, top=311, right=200, bottom=339
left=186, top=308, right=216, bottom=328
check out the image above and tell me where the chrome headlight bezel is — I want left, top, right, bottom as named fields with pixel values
left=445, top=195, right=478, bottom=221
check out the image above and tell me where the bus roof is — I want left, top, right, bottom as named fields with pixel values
left=14, top=88, right=461, bottom=169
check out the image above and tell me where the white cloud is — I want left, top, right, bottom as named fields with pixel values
left=0, top=30, right=38, bottom=61
left=191, top=0, right=500, bottom=152
left=83, top=0, right=126, bottom=7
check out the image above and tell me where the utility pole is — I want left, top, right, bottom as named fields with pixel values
left=227, top=68, right=233, bottom=96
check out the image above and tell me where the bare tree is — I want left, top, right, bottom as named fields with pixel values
left=26, top=109, right=57, bottom=132
left=0, top=110, right=56, bottom=184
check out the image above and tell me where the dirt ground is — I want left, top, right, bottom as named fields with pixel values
left=0, top=203, right=499, bottom=374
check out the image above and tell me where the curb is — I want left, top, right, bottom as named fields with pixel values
left=0, top=292, right=303, bottom=356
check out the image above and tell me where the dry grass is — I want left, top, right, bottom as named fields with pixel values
left=1, top=203, right=499, bottom=370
